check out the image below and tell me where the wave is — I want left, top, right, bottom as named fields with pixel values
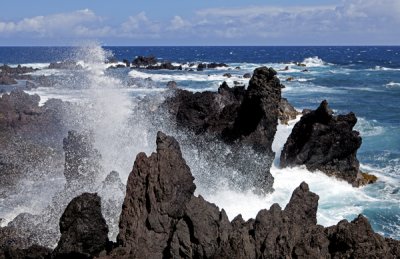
left=355, top=117, right=385, bottom=137
left=386, top=82, right=400, bottom=88
left=199, top=117, right=379, bottom=228
left=302, top=56, right=330, bottom=67
left=128, top=69, right=249, bottom=88
left=372, top=66, right=400, bottom=71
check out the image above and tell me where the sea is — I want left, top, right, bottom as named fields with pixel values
left=0, top=45, right=399, bottom=241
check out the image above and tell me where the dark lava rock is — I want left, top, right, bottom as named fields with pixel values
left=166, top=80, right=177, bottom=89
left=0, top=64, right=36, bottom=75
left=63, top=130, right=103, bottom=185
left=223, top=67, right=282, bottom=155
left=280, top=100, right=376, bottom=186
left=48, top=61, right=83, bottom=70
left=223, top=73, right=232, bottom=78
left=279, top=97, right=300, bottom=124
left=110, top=132, right=399, bottom=258
left=53, top=193, right=109, bottom=258
left=0, top=90, right=42, bottom=131
left=243, top=73, right=252, bottom=78
left=147, top=62, right=182, bottom=70
left=116, top=131, right=196, bottom=257
left=207, top=62, right=228, bottom=69
left=166, top=67, right=283, bottom=154
left=197, top=63, right=205, bottom=71
left=163, top=67, right=284, bottom=192
left=0, top=73, right=17, bottom=85
left=131, top=56, right=157, bottom=68
left=122, top=59, right=130, bottom=67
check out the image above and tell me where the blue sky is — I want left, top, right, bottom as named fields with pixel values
left=1, top=0, right=399, bottom=46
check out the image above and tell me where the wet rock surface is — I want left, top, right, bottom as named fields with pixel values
left=163, top=67, right=285, bottom=192
left=280, top=100, right=376, bottom=186
left=52, top=193, right=110, bottom=259
left=1, top=132, right=398, bottom=258
left=109, top=132, right=398, bottom=258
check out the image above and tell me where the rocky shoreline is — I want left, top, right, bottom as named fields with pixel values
left=0, top=61, right=395, bottom=258
left=1, top=132, right=398, bottom=258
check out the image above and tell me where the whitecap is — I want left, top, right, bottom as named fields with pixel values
left=372, top=66, right=400, bottom=71
left=301, top=56, right=330, bottom=67
left=355, top=117, right=385, bottom=137
left=386, top=82, right=400, bottom=88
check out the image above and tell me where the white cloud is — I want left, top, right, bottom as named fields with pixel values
left=0, top=9, right=102, bottom=37
left=169, top=16, right=190, bottom=31
left=120, top=12, right=161, bottom=38
left=1, top=1, right=399, bottom=45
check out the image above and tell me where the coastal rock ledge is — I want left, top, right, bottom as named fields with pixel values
left=1, top=132, right=398, bottom=258
left=280, top=100, right=377, bottom=186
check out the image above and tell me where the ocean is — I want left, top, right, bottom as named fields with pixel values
left=0, top=45, right=399, bottom=241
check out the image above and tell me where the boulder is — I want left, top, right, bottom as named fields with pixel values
left=122, top=59, right=130, bottom=67
left=280, top=100, right=376, bottom=186
left=131, top=56, right=157, bottom=68
left=243, top=73, right=251, bottom=78
left=53, top=193, right=109, bottom=258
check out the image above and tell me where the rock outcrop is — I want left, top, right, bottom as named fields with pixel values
left=163, top=67, right=286, bottom=192
left=279, top=97, right=300, bottom=124
left=63, top=130, right=103, bottom=185
left=280, top=100, right=377, bottom=186
left=52, top=193, right=109, bottom=258
left=131, top=56, right=158, bottom=68
left=108, top=132, right=399, bottom=258
left=2, top=132, right=398, bottom=258
left=166, top=67, right=285, bottom=155
left=222, top=67, right=282, bottom=155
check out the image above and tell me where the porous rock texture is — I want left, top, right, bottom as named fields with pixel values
left=107, top=132, right=399, bottom=258
left=163, top=67, right=294, bottom=193
left=280, top=100, right=377, bottom=186
left=52, top=193, right=109, bottom=259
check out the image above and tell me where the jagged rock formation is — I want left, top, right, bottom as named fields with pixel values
left=279, top=97, right=300, bottom=124
left=1, top=132, right=398, bottom=258
left=163, top=67, right=294, bottom=192
left=131, top=56, right=158, bottom=68
left=108, top=132, right=398, bottom=258
left=63, top=130, right=103, bottom=185
left=0, top=91, right=69, bottom=196
left=165, top=67, right=291, bottom=154
left=222, top=67, right=281, bottom=155
left=280, top=100, right=377, bottom=186
left=52, top=193, right=110, bottom=258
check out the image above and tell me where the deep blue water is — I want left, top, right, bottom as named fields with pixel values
left=1, top=46, right=400, bottom=68
left=0, top=46, right=399, bottom=239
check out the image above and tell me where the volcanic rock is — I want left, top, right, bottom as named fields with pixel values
left=146, top=62, right=182, bottom=70
left=122, top=59, right=130, bottom=67
left=48, top=61, right=83, bottom=70
left=110, top=132, right=399, bottom=258
left=280, top=100, right=376, bottom=186
left=63, top=130, right=103, bottom=185
left=0, top=64, right=36, bottom=75
left=223, top=67, right=282, bottom=155
left=53, top=193, right=109, bottom=258
left=279, top=97, right=300, bottom=124
left=131, top=56, right=157, bottom=68
left=243, top=73, right=252, bottom=78
left=0, top=73, right=17, bottom=85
